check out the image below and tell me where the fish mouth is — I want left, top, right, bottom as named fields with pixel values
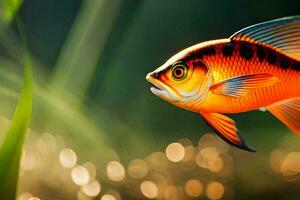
left=146, top=73, right=167, bottom=96
left=146, top=72, right=180, bottom=101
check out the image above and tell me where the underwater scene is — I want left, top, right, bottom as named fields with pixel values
left=0, top=0, right=300, bottom=200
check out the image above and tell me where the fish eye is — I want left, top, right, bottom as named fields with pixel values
left=171, top=63, right=188, bottom=81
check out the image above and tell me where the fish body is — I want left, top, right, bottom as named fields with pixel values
left=146, top=16, right=300, bottom=151
left=184, top=39, right=300, bottom=113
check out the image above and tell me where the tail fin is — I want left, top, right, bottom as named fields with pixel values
left=267, top=97, right=300, bottom=135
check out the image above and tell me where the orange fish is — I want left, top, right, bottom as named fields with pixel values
left=146, top=16, right=300, bottom=151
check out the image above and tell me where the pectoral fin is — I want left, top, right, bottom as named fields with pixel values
left=210, top=73, right=278, bottom=97
left=201, top=112, right=255, bottom=152
left=267, top=97, right=300, bottom=135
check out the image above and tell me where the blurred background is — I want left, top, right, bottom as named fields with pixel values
left=0, top=0, right=300, bottom=199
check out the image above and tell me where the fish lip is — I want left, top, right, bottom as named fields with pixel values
left=146, top=73, right=164, bottom=93
left=150, top=86, right=168, bottom=97
left=146, top=72, right=181, bottom=101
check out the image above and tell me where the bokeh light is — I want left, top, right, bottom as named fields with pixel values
left=145, top=152, right=168, bottom=171
left=184, top=179, right=203, bottom=197
left=37, top=132, right=56, bottom=155
left=28, top=198, right=40, bottom=200
left=18, top=192, right=33, bottom=200
left=164, top=185, right=180, bottom=200
left=82, top=179, right=101, bottom=197
left=196, top=146, right=224, bottom=172
left=165, top=143, right=185, bottom=162
left=21, top=150, right=39, bottom=170
left=101, top=194, right=117, bottom=200
left=83, top=162, right=97, bottom=180
left=106, top=161, right=125, bottom=181
left=182, top=145, right=194, bottom=162
left=269, top=149, right=286, bottom=173
left=71, top=165, right=90, bottom=186
left=280, top=151, right=300, bottom=176
left=198, top=134, right=217, bottom=148
left=77, top=189, right=91, bottom=200
left=105, top=190, right=121, bottom=200
left=59, top=148, right=77, bottom=168
left=206, top=181, right=225, bottom=200
left=140, top=181, right=159, bottom=199
left=209, top=156, right=224, bottom=172
left=127, top=159, right=148, bottom=179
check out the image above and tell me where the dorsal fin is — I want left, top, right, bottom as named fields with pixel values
left=230, top=16, right=300, bottom=61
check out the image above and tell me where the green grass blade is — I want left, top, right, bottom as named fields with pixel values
left=0, top=53, right=32, bottom=199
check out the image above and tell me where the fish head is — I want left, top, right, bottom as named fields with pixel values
left=146, top=51, right=211, bottom=110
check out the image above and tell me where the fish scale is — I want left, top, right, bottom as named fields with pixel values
left=197, top=41, right=300, bottom=113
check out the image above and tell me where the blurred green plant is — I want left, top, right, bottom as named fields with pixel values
left=0, top=0, right=23, bottom=32
left=0, top=52, right=32, bottom=199
left=52, top=0, right=122, bottom=99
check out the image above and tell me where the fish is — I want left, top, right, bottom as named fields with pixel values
left=146, top=16, right=300, bottom=152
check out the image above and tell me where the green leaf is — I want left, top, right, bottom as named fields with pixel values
left=0, top=52, right=32, bottom=199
